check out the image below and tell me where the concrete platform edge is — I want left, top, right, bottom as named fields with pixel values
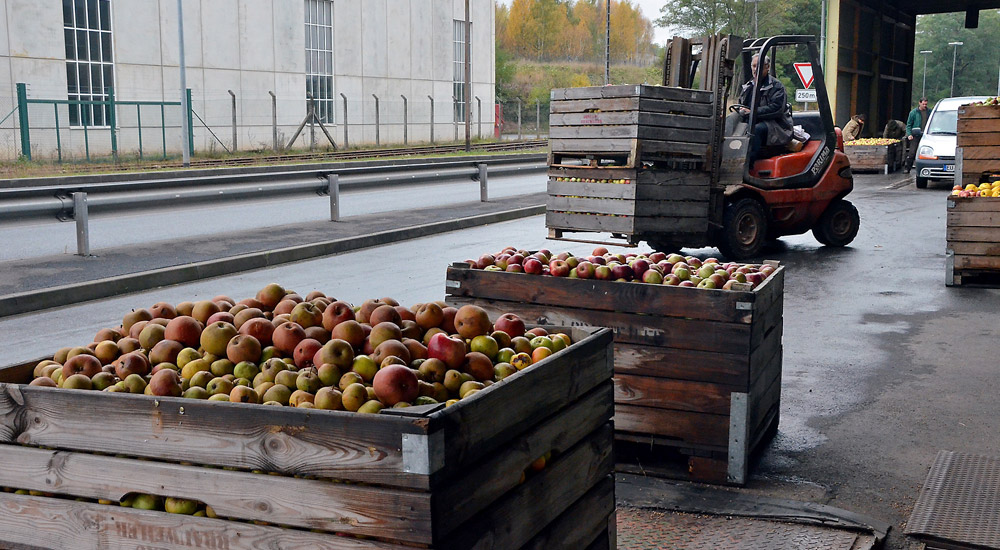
left=0, top=205, right=544, bottom=318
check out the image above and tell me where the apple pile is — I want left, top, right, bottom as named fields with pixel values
left=464, top=246, right=776, bottom=289
left=953, top=182, right=1000, bottom=198
left=552, top=176, right=631, bottom=184
left=845, top=138, right=901, bottom=146
left=28, top=284, right=572, bottom=412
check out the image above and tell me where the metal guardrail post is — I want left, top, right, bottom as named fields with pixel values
left=54, top=103, right=62, bottom=163
left=269, top=91, right=278, bottom=152
left=453, top=95, right=459, bottom=141
left=16, top=83, right=30, bottom=160
left=478, top=163, right=488, bottom=202
left=373, top=94, right=380, bottom=147
left=186, top=88, right=195, bottom=157
left=401, top=95, right=408, bottom=145
left=536, top=99, right=541, bottom=140
left=428, top=95, right=435, bottom=144
left=327, top=174, right=340, bottom=222
left=517, top=98, right=522, bottom=140
left=228, top=90, right=237, bottom=152
left=108, top=86, right=118, bottom=161
left=308, top=95, right=316, bottom=151
left=73, top=192, right=90, bottom=256
left=476, top=96, right=481, bottom=139
left=340, top=93, right=348, bottom=148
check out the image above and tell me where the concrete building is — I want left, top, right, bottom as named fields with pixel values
left=0, top=0, right=496, bottom=160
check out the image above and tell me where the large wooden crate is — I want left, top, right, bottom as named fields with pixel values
left=946, top=196, right=1000, bottom=287
left=0, top=326, right=616, bottom=550
left=445, top=264, right=784, bottom=485
left=957, top=104, right=1000, bottom=187
left=844, top=142, right=901, bottom=174
left=548, top=85, right=715, bottom=168
left=546, top=165, right=716, bottom=245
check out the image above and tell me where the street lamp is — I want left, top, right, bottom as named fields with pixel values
left=949, top=41, right=963, bottom=97
left=919, top=50, right=932, bottom=98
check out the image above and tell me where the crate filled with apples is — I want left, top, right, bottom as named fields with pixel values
left=461, top=245, right=776, bottom=290
left=946, top=192, right=1000, bottom=287
left=0, top=284, right=615, bottom=550
left=446, top=247, right=784, bottom=486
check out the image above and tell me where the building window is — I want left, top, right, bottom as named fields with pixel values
left=305, top=0, right=334, bottom=124
left=62, top=0, right=114, bottom=127
left=453, top=20, right=470, bottom=123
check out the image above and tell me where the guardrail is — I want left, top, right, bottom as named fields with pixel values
left=0, top=156, right=547, bottom=256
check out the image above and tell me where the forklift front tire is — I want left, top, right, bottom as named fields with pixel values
left=718, top=198, right=768, bottom=260
left=813, top=199, right=860, bottom=247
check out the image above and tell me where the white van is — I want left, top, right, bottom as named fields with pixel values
left=914, top=96, right=990, bottom=189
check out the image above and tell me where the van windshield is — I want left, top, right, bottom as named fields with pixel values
left=927, top=109, right=957, bottom=135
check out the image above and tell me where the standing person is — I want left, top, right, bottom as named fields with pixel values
left=904, top=97, right=930, bottom=173
left=738, top=54, right=793, bottom=161
left=843, top=114, right=865, bottom=141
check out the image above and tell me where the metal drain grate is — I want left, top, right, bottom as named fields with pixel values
left=618, top=507, right=870, bottom=550
left=905, top=450, right=1000, bottom=549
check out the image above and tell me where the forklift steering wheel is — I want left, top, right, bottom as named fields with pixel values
left=729, top=104, right=748, bottom=113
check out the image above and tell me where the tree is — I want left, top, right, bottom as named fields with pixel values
left=913, top=10, right=1000, bottom=104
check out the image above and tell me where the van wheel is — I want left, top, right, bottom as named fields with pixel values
left=916, top=177, right=928, bottom=189
left=718, top=198, right=768, bottom=260
left=813, top=199, right=860, bottom=247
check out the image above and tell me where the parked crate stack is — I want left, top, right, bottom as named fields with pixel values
left=445, top=263, right=784, bottom=485
left=957, top=103, right=1000, bottom=187
left=0, top=325, right=616, bottom=550
left=844, top=141, right=902, bottom=174
left=946, top=196, right=1000, bottom=287
left=546, top=84, right=719, bottom=246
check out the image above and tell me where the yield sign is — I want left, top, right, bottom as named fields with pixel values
left=794, top=63, right=815, bottom=88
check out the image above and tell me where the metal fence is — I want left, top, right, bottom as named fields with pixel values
left=497, top=99, right=550, bottom=141
left=3, top=83, right=505, bottom=162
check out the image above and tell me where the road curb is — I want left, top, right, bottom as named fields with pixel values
left=0, top=204, right=544, bottom=318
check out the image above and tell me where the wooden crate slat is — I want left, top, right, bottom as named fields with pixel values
left=547, top=195, right=709, bottom=218
left=549, top=138, right=708, bottom=157
left=954, top=254, right=1000, bottom=269
left=549, top=125, right=712, bottom=143
left=549, top=97, right=641, bottom=114
left=446, top=266, right=757, bottom=323
left=432, top=382, right=613, bottom=537
left=614, top=374, right=739, bottom=415
left=948, top=241, right=1000, bottom=255
left=749, top=356, right=782, bottom=440
left=427, top=329, right=613, bottom=482
left=957, top=104, right=1000, bottom=119
left=550, top=111, right=713, bottom=130
left=957, top=132, right=1000, bottom=147
left=613, top=343, right=750, bottom=386
left=438, top=424, right=615, bottom=550
left=0, top=445, right=432, bottom=543
left=446, top=296, right=751, bottom=353
left=550, top=85, right=712, bottom=103
left=750, top=296, right=783, bottom=351
left=0, top=492, right=406, bottom=550
left=545, top=211, right=638, bottom=234
left=635, top=170, right=711, bottom=186
left=957, top=117, right=1000, bottom=133
left=956, top=158, right=1000, bottom=175
left=633, top=183, right=711, bottom=201
left=519, top=476, right=615, bottom=550
left=640, top=139, right=710, bottom=157
left=948, top=210, right=1000, bottom=227
left=0, top=385, right=425, bottom=488
left=947, top=226, right=1000, bottom=242
left=547, top=180, right=638, bottom=200
left=749, top=319, right=783, bottom=388
left=614, top=403, right=729, bottom=448
left=948, top=197, right=1000, bottom=211
left=953, top=146, right=1000, bottom=160
left=548, top=166, right=638, bottom=181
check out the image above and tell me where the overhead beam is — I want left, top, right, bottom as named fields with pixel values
left=966, top=8, right=979, bottom=28
left=825, top=0, right=841, bottom=120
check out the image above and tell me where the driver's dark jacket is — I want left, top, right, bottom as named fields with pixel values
left=739, top=75, right=794, bottom=147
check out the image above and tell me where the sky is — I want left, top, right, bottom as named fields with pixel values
left=495, top=0, right=673, bottom=46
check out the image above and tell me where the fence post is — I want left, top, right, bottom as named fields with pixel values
left=536, top=99, right=541, bottom=140
left=308, top=95, right=316, bottom=151
left=108, top=86, right=118, bottom=161
left=186, top=88, right=195, bottom=156
left=269, top=91, right=278, bottom=152
left=73, top=192, right=90, bottom=256
left=327, top=174, right=340, bottom=222
left=340, top=93, right=348, bottom=149
left=476, top=96, right=481, bottom=140
left=478, top=163, right=488, bottom=202
left=16, top=83, right=30, bottom=160
left=428, top=95, right=434, bottom=144
left=228, top=90, right=237, bottom=152
left=401, top=95, right=408, bottom=145
left=452, top=95, right=458, bottom=141
left=54, top=103, right=62, bottom=163
left=517, top=98, right=522, bottom=140
left=373, top=94, right=380, bottom=147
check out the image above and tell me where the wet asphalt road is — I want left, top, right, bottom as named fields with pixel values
left=1, top=170, right=995, bottom=549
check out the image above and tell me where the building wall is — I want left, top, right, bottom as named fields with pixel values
left=0, top=0, right=496, bottom=160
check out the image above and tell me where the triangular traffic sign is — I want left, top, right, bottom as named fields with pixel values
left=794, top=63, right=814, bottom=88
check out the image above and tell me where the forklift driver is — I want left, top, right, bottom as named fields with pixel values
left=738, top=54, right=794, bottom=161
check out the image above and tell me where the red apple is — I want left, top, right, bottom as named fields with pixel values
left=494, top=313, right=526, bottom=339
left=372, top=364, right=419, bottom=406
left=594, top=265, right=614, bottom=281
left=575, top=261, right=596, bottom=279
left=523, top=258, right=544, bottom=275
left=548, top=259, right=571, bottom=277
left=427, top=332, right=467, bottom=369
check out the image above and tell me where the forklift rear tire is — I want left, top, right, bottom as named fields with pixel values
left=915, top=177, right=928, bottom=189
left=718, top=198, right=768, bottom=260
left=813, top=199, right=860, bottom=247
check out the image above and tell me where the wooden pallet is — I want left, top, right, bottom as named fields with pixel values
left=0, top=326, right=616, bottom=550
left=548, top=85, right=715, bottom=168
left=956, top=104, right=1000, bottom=187
left=946, top=196, right=1000, bottom=287
left=445, top=263, right=784, bottom=486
